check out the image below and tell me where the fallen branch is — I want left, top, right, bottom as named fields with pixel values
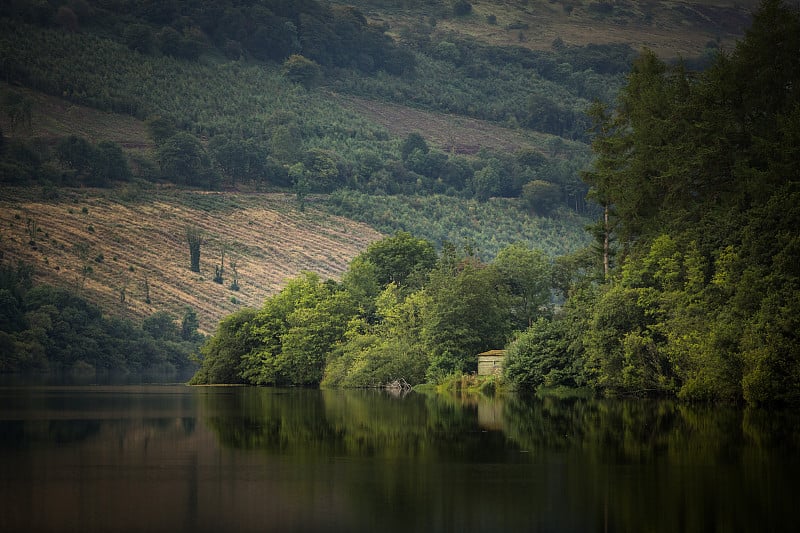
left=384, top=378, right=413, bottom=392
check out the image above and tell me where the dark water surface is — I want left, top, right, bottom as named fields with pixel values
left=1, top=384, right=798, bottom=532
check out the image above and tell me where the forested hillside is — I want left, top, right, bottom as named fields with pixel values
left=1, top=0, right=770, bottom=381
left=190, top=1, right=799, bottom=405
left=1, top=0, right=755, bottom=204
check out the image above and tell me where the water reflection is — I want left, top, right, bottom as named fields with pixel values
left=1, top=385, right=798, bottom=532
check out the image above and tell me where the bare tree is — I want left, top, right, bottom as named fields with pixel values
left=213, top=245, right=226, bottom=284
left=229, top=259, right=240, bottom=291
left=142, top=273, right=151, bottom=304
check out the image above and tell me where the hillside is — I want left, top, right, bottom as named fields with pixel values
left=0, top=0, right=763, bottom=336
left=0, top=81, right=547, bottom=164
left=0, top=186, right=382, bottom=334
left=337, top=93, right=568, bottom=155
left=359, top=0, right=759, bottom=58
left=0, top=86, right=589, bottom=331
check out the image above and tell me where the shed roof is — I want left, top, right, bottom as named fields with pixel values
left=478, top=350, right=506, bottom=357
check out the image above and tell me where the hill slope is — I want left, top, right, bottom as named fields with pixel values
left=359, top=0, right=759, bottom=58
left=0, top=0, right=762, bottom=334
left=1, top=186, right=382, bottom=334
left=0, top=87, right=589, bottom=332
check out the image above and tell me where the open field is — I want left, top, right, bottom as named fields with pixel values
left=335, top=93, right=561, bottom=156
left=0, top=82, right=153, bottom=152
left=0, top=187, right=382, bottom=333
left=355, top=0, right=760, bottom=58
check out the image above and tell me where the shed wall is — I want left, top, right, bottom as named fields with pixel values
left=478, top=355, right=505, bottom=376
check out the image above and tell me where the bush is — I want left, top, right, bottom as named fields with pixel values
left=282, top=54, right=321, bottom=89
left=452, top=1, right=472, bottom=17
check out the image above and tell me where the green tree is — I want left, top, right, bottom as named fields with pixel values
left=282, top=54, right=321, bottom=88
left=145, top=116, right=176, bottom=145
left=142, top=311, right=178, bottom=340
left=341, top=255, right=381, bottom=319
left=400, top=132, right=429, bottom=162
left=190, top=308, right=259, bottom=385
left=278, top=289, right=357, bottom=385
left=185, top=225, right=204, bottom=273
left=181, top=306, right=201, bottom=342
left=91, top=141, right=131, bottom=185
left=208, top=136, right=265, bottom=187
left=522, top=179, right=562, bottom=216
left=470, top=157, right=520, bottom=200
left=157, top=132, right=213, bottom=187
left=494, top=243, right=552, bottom=329
left=362, top=231, right=437, bottom=289
left=56, top=135, right=94, bottom=176
left=289, top=162, right=310, bottom=210
left=452, top=0, right=472, bottom=17
left=504, top=317, right=582, bottom=390
left=323, top=286, right=430, bottom=387
left=238, top=273, right=356, bottom=386
left=270, top=124, right=303, bottom=164
left=303, top=148, right=343, bottom=192
left=574, top=1, right=800, bottom=405
left=423, top=257, right=512, bottom=380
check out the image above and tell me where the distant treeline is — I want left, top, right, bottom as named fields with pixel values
left=337, top=36, right=634, bottom=140
left=1, top=0, right=413, bottom=73
left=0, top=262, right=202, bottom=375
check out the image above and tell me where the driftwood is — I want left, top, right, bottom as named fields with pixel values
left=384, top=378, right=413, bottom=394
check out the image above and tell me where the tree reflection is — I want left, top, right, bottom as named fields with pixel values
left=200, top=388, right=800, bottom=532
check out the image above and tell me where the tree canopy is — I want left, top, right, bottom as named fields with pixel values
left=526, top=0, right=800, bottom=404
left=0, top=263, right=201, bottom=375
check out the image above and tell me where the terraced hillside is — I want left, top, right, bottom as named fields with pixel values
left=0, top=187, right=382, bottom=334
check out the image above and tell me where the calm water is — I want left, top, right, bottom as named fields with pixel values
left=1, top=385, right=798, bottom=533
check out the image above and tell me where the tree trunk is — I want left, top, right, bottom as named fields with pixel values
left=603, top=205, right=610, bottom=280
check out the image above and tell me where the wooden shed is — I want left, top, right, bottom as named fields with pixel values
left=477, top=350, right=506, bottom=376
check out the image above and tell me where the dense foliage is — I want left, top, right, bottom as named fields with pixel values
left=0, top=263, right=202, bottom=375
left=191, top=232, right=555, bottom=387
left=194, top=1, right=800, bottom=405
left=333, top=35, right=630, bottom=141
left=5, top=0, right=795, bottom=405
left=505, top=0, right=800, bottom=405
left=0, top=128, right=132, bottom=187
left=323, top=190, right=592, bottom=260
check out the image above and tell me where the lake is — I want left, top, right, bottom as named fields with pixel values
left=1, top=384, right=798, bottom=533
